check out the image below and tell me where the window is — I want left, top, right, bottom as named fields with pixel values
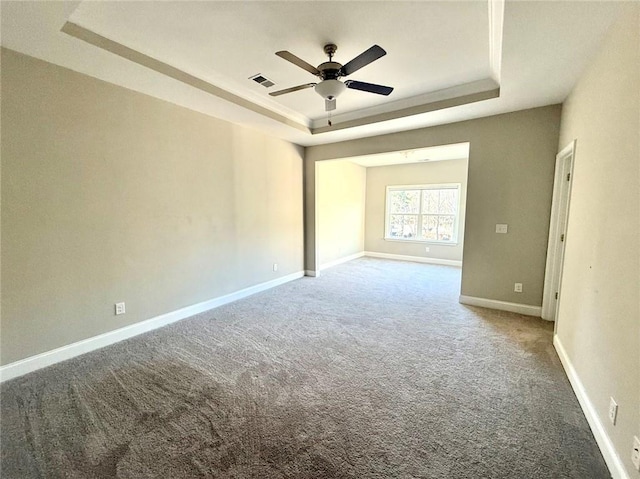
left=385, top=184, right=460, bottom=243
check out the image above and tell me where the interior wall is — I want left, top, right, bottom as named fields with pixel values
left=365, top=159, right=468, bottom=262
left=316, top=160, right=366, bottom=267
left=556, top=5, right=639, bottom=477
left=0, top=48, right=304, bottom=365
left=307, top=105, right=561, bottom=307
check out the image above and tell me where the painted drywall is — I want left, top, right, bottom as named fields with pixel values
left=365, top=159, right=468, bottom=262
left=316, top=160, right=366, bottom=267
left=303, top=155, right=317, bottom=275
left=556, top=5, right=639, bottom=477
left=1, top=48, right=304, bottom=365
left=307, top=105, right=561, bottom=307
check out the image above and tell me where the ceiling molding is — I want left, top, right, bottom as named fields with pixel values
left=61, top=22, right=311, bottom=134
left=488, top=0, right=505, bottom=83
left=310, top=78, right=499, bottom=129
left=312, top=85, right=500, bottom=134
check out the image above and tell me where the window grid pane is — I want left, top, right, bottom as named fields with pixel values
left=438, top=215, right=455, bottom=241
left=389, top=190, right=420, bottom=214
left=438, top=190, right=457, bottom=215
left=422, top=215, right=438, bottom=240
left=389, top=214, right=418, bottom=239
left=422, top=190, right=439, bottom=214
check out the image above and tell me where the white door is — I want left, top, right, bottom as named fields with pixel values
left=542, top=141, right=576, bottom=328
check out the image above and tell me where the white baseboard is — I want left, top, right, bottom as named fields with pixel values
left=554, top=335, right=629, bottom=479
left=458, top=295, right=542, bottom=317
left=320, top=251, right=365, bottom=271
left=364, top=251, right=462, bottom=267
left=304, top=270, right=320, bottom=277
left=0, top=271, right=304, bottom=383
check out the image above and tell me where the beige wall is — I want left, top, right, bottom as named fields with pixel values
left=0, top=49, right=304, bottom=365
left=316, top=160, right=366, bottom=267
left=365, top=159, right=468, bottom=262
left=303, top=156, right=317, bottom=273
left=307, top=105, right=561, bottom=306
left=556, top=6, right=639, bottom=477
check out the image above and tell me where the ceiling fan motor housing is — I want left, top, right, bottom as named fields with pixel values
left=317, top=62, right=343, bottom=80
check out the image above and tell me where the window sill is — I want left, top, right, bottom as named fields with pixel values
left=383, top=238, right=459, bottom=246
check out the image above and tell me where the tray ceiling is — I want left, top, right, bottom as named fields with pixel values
left=0, top=1, right=625, bottom=146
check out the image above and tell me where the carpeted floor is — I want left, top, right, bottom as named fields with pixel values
left=1, top=258, right=609, bottom=478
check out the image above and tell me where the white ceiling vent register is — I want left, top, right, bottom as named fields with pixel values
left=249, top=74, right=275, bottom=88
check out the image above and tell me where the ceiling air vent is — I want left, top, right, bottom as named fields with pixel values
left=249, top=74, right=275, bottom=88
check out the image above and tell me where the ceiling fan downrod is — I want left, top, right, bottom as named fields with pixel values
left=324, top=43, right=337, bottom=61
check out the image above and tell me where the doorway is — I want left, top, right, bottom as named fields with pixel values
left=542, top=140, right=576, bottom=328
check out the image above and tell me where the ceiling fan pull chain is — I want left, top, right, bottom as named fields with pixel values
left=328, top=110, right=332, bottom=126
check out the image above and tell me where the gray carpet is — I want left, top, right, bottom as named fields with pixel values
left=1, top=258, right=609, bottom=478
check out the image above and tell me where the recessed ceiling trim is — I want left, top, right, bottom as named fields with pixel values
left=312, top=86, right=500, bottom=135
left=61, top=21, right=310, bottom=134
left=311, top=78, right=499, bottom=129
left=488, top=0, right=505, bottom=82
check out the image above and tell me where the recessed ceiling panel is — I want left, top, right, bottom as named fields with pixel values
left=69, top=1, right=491, bottom=121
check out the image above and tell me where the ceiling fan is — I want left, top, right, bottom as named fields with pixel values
left=269, top=43, right=394, bottom=112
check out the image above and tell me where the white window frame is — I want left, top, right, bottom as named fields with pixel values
left=384, top=183, right=461, bottom=244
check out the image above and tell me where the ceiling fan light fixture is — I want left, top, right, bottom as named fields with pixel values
left=314, top=79, right=346, bottom=100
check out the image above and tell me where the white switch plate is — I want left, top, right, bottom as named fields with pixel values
left=496, top=224, right=508, bottom=234
left=115, top=302, right=126, bottom=315
left=632, top=436, right=640, bottom=471
left=273, top=263, right=278, bottom=272
left=514, top=283, right=523, bottom=293
left=608, top=397, right=618, bottom=425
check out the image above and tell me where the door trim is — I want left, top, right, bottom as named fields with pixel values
left=542, top=140, right=576, bottom=323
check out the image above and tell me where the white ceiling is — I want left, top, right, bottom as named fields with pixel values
left=70, top=1, right=492, bottom=121
left=0, top=1, right=625, bottom=147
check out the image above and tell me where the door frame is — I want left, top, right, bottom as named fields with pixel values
left=542, top=140, right=576, bottom=326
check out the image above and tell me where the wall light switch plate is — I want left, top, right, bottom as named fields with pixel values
left=496, top=224, right=508, bottom=234
left=514, top=283, right=523, bottom=293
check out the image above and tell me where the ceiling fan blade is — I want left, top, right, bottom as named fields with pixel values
left=340, top=45, right=386, bottom=76
left=269, top=83, right=317, bottom=97
left=345, top=80, right=393, bottom=96
left=275, top=51, right=320, bottom=76
left=325, top=98, right=336, bottom=112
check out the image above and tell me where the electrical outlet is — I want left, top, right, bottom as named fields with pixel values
left=425, top=246, right=430, bottom=253
left=115, top=302, right=126, bottom=315
left=514, top=283, right=523, bottom=293
left=608, top=397, right=618, bottom=425
left=273, top=263, right=278, bottom=272
left=632, top=436, right=640, bottom=471
left=496, top=224, right=508, bottom=234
